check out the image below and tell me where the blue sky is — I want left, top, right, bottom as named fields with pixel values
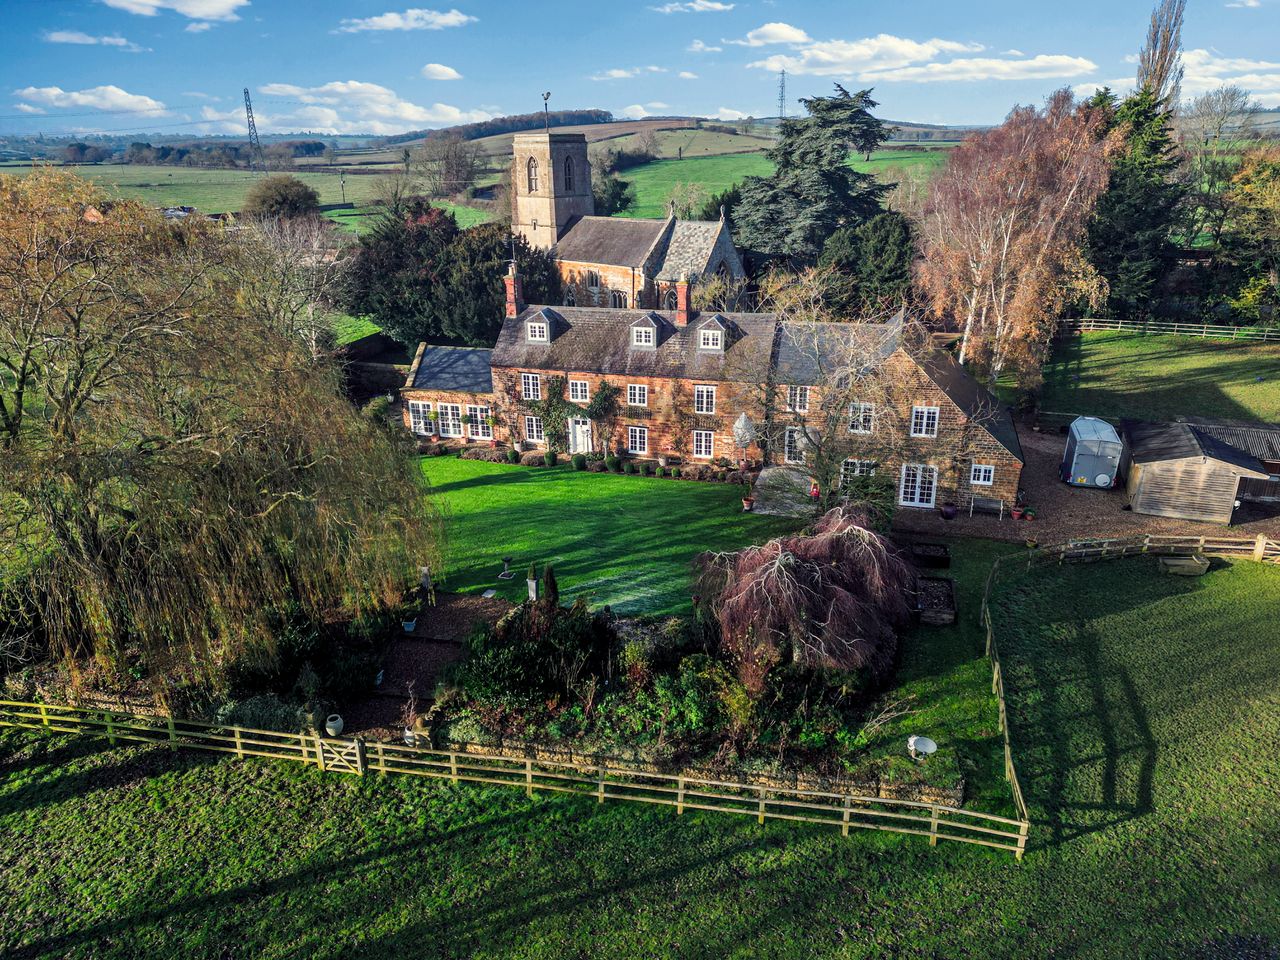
left=3, top=0, right=1279, bottom=137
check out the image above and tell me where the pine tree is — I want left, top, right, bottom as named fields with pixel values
left=1085, top=87, right=1185, bottom=317
left=735, top=85, right=890, bottom=262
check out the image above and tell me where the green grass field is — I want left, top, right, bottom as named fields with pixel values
left=617, top=147, right=951, bottom=219
left=1040, top=331, right=1280, bottom=422
left=420, top=456, right=797, bottom=615
left=3, top=552, right=1276, bottom=957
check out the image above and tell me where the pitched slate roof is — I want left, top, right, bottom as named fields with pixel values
left=655, top=220, right=734, bottom=281
left=918, top=351, right=1024, bottom=462
left=406, top=345, right=493, bottom=394
left=1179, top=417, right=1280, bottom=463
left=773, top=316, right=904, bottom=386
left=491, top=306, right=777, bottom=381
left=1122, top=420, right=1270, bottom=476
left=552, top=216, right=671, bottom=268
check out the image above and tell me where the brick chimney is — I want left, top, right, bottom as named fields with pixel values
left=504, top=262, right=524, bottom=319
left=675, top=276, right=693, bottom=327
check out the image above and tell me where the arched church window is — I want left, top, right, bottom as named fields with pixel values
left=526, top=157, right=539, bottom=192
left=664, top=289, right=678, bottom=310
left=564, top=156, right=574, bottom=191
left=565, top=289, right=576, bottom=307
left=610, top=291, right=628, bottom=309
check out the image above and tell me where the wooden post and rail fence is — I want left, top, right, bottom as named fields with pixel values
left=0, top=698, right=1030, bottom=859
left=1061, top=317, right=1280, bottom=342
left=978, top=533, right=1280, bottom=837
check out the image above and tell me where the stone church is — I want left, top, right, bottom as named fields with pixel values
left=510, top=131, right=745, bottom=311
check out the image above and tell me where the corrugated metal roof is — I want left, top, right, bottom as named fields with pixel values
left=1122, top=420, right=1270, bottom=477
left=1180, top=417, right=1280, bottom=462
left=409, top=345, right=494, bottom=393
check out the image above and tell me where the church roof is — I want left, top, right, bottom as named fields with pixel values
left=553, top=217, right=671, bottom=268
left=655, top=220, right=734, bottom=281
left=492, top=305, right=777, bottom=382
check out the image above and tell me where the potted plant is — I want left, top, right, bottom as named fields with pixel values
left=741, top=480, right=756, bottom=512
left=486, top=415, right=500, bottom=448
left=526, top=562, right=538, bottom=602
left=939, top=503, right=959, bottom=521
left=1010, top=505, right=1026, bottom=520
left=402, top=616, right=417, bottom=634
left=461, top=412, right=475, bottom=442
left=427, top=410, right=440, bottom=441
left=324, top=713, right=344, bottom=737
left=1023, top=508, right=1037, bottom=521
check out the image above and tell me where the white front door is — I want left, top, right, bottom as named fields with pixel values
left=569, top=418, right=592, bottom=454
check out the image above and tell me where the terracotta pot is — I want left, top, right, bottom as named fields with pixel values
left=742, top=497, right=755, bottom=512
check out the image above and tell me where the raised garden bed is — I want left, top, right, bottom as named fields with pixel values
left=915, top=576, right=958, bottom=626
left=909, top=541, right=951, bottom=569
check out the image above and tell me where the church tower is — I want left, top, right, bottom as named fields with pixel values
left=511, top=131, right=594, bottom=249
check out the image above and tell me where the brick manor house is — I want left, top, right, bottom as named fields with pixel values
left=400, top=130, right=1022, bottom=511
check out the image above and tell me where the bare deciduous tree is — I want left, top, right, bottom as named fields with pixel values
left=1137, top=0, right=1186, bottom=108
left=1181, top=85, right=1263, bottom=246
left=916, top=90, right=1114, bottom=389
left=414, top=134, right=483, bottom=198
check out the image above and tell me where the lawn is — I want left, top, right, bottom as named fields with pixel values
left=1038, top=331, right=1280, bottom=422
left=4, top=552, right=1277, bottom=957
left=420, top=456, right=797, bottom=615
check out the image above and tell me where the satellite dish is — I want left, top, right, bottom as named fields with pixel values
left=907, top=735, right=937, bottom=758
left=1095, top=473, right=1111, bottom=487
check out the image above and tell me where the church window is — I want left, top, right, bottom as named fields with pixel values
left=610, top=291, right=628, bottom=308
left=526, top=157, right=539, bottom=192
left=664, top=289, right=678, bottom=310
left=564, top=156, right=574, bottom=191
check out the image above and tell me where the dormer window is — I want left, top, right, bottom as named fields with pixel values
left=632, top=326, right=654, bottom=348
left=698, top=329, right=723, bottom=351
left=527, top=320, right=548, bottom=342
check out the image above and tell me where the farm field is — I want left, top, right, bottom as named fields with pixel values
left=3, top=552, right=1277, bottom=957
left=1039, top=331, right=1280, bottom=422
left=616, top=147, right=951, bottom=219
left=418, top=456, right=797, bottom=615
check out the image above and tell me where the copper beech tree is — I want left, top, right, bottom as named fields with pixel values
left=696, top=507, right=912, bottom=697
left=0, top=170, right=440, bottom=698
left=916, top=89, right=1115, bottom=389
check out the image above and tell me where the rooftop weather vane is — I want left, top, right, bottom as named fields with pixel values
left=542, top=91, right=551, bottom=130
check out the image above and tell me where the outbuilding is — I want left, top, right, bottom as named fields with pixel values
left=1120, top=420, right=1271, bottom=524
left=1061, top=416, right=1123, bottom=488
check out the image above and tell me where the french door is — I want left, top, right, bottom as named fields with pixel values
left=899, top=464, right=937, bottom=508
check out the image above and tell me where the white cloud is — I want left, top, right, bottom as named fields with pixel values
left=863, top=53, right=1097, bottom=83
left=181, top=91, right=220, bottom=100
left=647, top=101, right=669, bottom=108
left=236, top=80, right=492, bottom=134
left=688, top=39, right=721, bottom=53
left=590, top=65, right=666, bottom=80
left=620, top=104, right=651, bottom=119
left=185, top=22, right=212, bottom=32
left=100, top=0, right=248, bottom=20
left=651, top=0, right=733, bottom=11
left=1226, top=0, right=1261, bottom=7
left=679, top=71, right=699, bottom=79
left=747, top=34, right=983, bottom=75
left=727, top=21, right=811, bottom=47
left=13, top=84, right=166, bottom=113
left=714, top=106, right=748, bottom=120
left=12, top=103, right=46, bottom=115
left=1003, top=49, right=1025, bottom=57
left=336, top=7, right=476, bottom=33
left=1180, top=48, right=1280, bottom=105
left=421, top=62, right=462, bottom=80
left=44, top=30, right=147, bottom=51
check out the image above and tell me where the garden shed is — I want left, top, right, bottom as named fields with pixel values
left=1061, top=416, right=1123, bottom=488
left=1181, top=418, right=1280, bottom=503
left=1120, top=420, right=1271, bottom=524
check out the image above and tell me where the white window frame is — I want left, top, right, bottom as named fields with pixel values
left=627, top=384, right=648, bottom=407
left=438, top=403, right=463, bottom=438
left=408, top=400, right=432, bottom=435
left=694, top=384, right=716, bottom=414
left=693, top=429, right=714, bottom=459
left=631, top=326, right=654, bottom=348
left=521, top=372, right=541, bottom=401
left=527, top=321, right=548, bottom=343
left=467, top=404, right=492, bottom=440
left=698, top=329, right=723, bottom=351
left=627, top=425, right=648, bottom=455
left=899, top=464, right=938, bottom=508
left=849, top=402, right=875, bottom=435
left=524, top=415, right=544, bottom=443
left=841, top=459, right=876, bottom=487
left=569, top=379, right=590, bottom=402
left=970, top=463, right=995, bottom=487
left=910, top=405, right=940, bottom=438
left=787, top=385, right=810, bottom=414
left=783, top=427, right=804, bottom=465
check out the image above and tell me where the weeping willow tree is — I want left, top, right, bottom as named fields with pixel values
left=0, top=169, right=440, bottom=701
